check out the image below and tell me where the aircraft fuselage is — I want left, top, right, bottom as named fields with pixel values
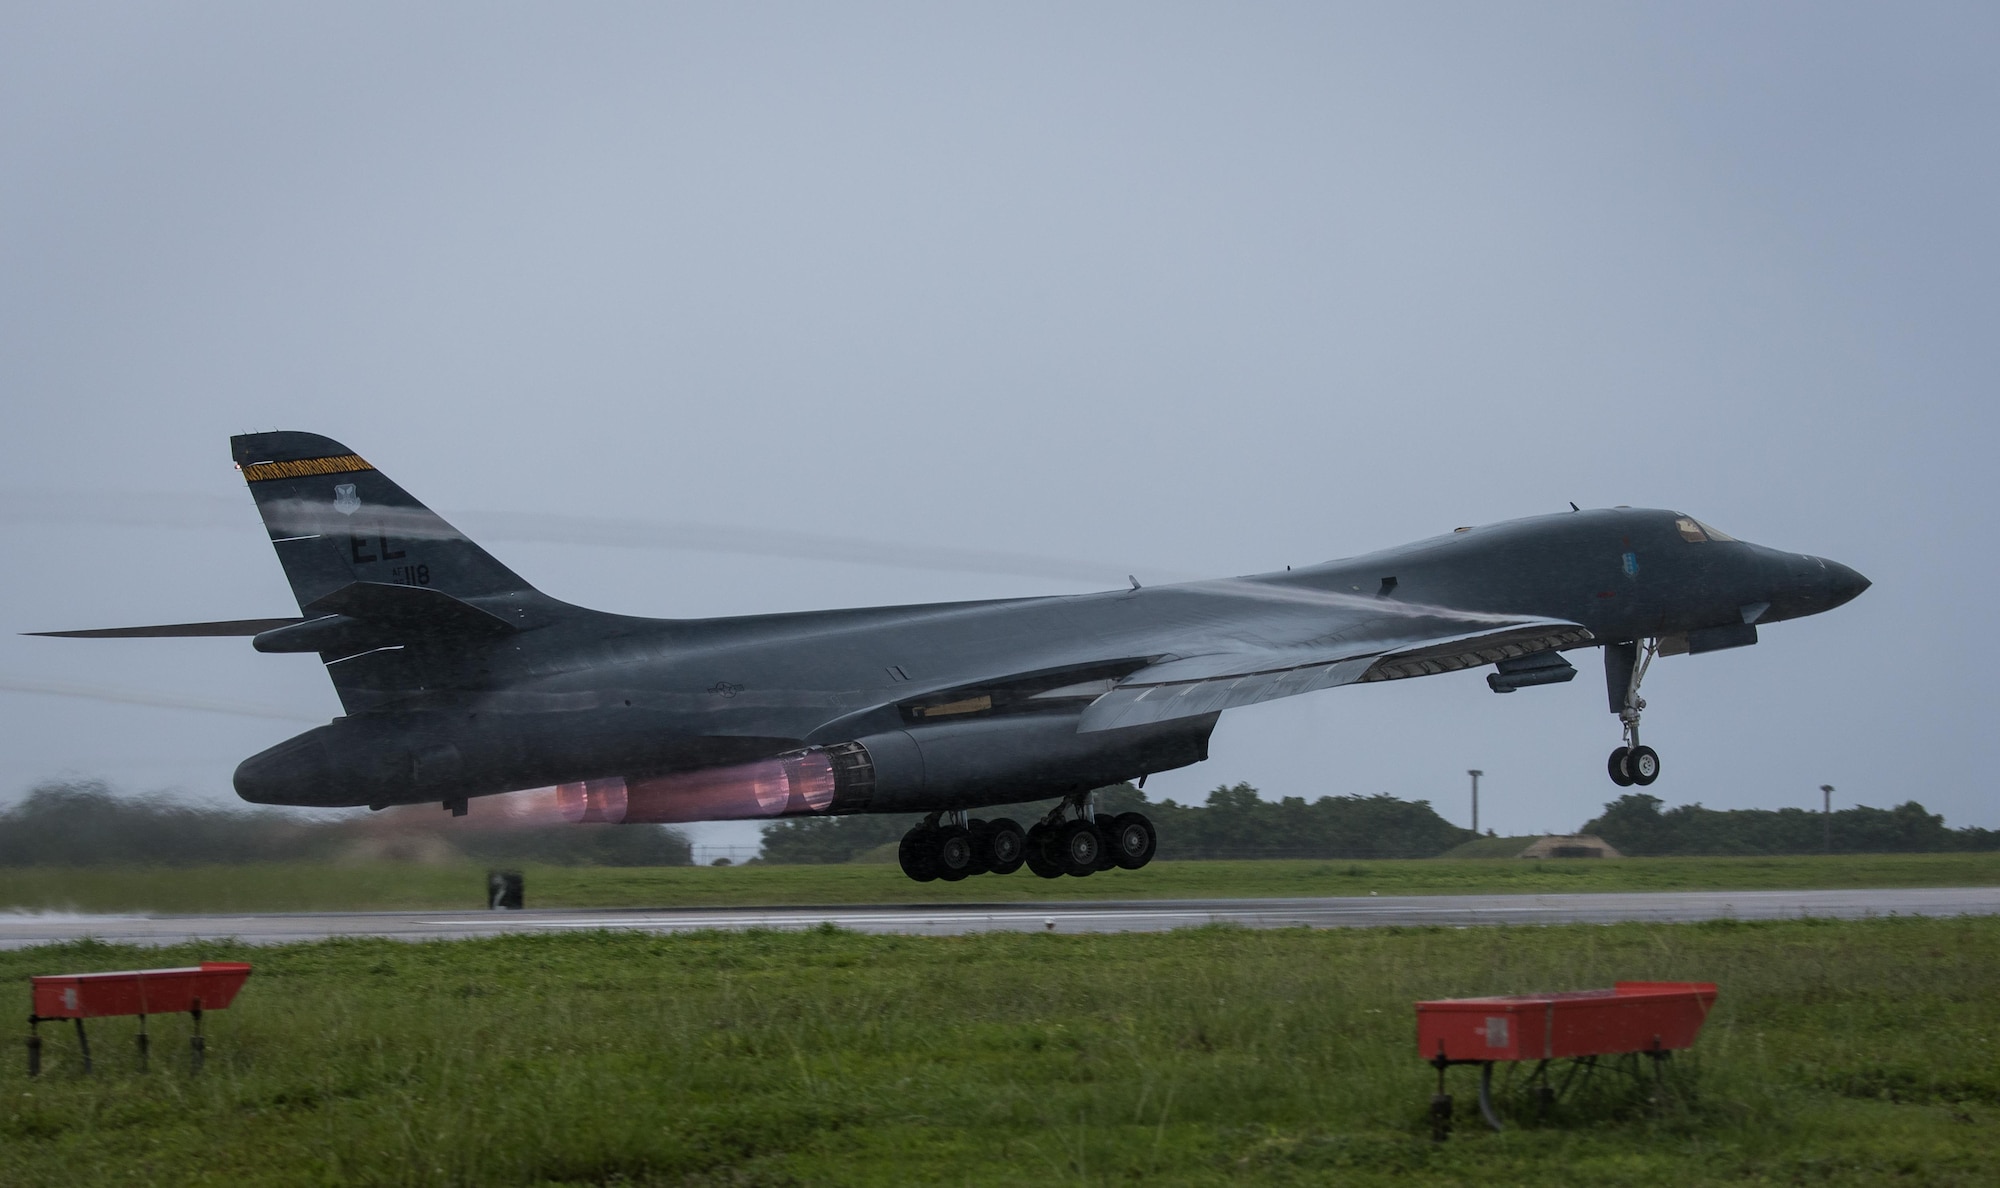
left=232, top=505, right=1866, bottom=812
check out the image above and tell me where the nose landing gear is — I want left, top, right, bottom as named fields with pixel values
left=1604, top=640, right=1662, bottom=787
left=1608, top=743, right=1659, bottom=787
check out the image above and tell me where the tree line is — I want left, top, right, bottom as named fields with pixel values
left=767, top=783, right=2000, bottom=864
left=1582, top=793, right=2000, bottom=857
left=10, top=778, right=1995, bottom=868
left=0, top=781, right=692, bottom=866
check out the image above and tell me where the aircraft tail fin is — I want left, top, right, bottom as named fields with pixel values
left=231, top=431, right=536, bottom=610
left=231, top=431, right=545, bottom=714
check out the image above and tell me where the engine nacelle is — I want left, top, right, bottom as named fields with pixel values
left=848, top=709, right=1215, bottom=813
left=554, top=710, right=1216, bottom=824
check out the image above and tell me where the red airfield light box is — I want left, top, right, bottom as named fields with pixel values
left=31, top=962, right=252, bottom=1020
left=1417, top=980, right=1717, bottom=1063
left=26, top=961, right=252, bottom=1075
left=1415, top=980, right=1717, bottom=1138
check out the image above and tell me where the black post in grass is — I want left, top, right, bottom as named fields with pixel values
left=1430, top=1052, right=1453, bottom=1141
left=489, top=871, right=524, bottom=910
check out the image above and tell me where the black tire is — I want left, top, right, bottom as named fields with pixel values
left=1108, top=812, right=1158, bottom=870
left=982, top=818, right=1027, bottom=875
left=1091, top=815, right=1119, bottom=871
left=1057, top=818, right=1103, bottom=877
left=963, top=819, right=993, bottom=875
left=1607, top=747, right=1635, bottom=787
left=897, top=827, right=938, bottom=882
left=1023, top=824, right=1064, bottom=879
left=933, top=825, right=977, bottom=882
left=1627, top=745, right=1661, bottom=786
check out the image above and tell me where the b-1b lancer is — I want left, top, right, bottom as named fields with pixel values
left=35, top=432, right=1869, bottom=882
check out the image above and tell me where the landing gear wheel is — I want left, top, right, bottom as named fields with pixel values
left=897, top=827, right=939, bottom=882
left=1107, top=812, right=1157, bottom=870
left=1626, top=745, right=1660, bottom=786
left=1023, top=824, right=1064, bottom=879
left=963, top=819, right=994, bottom=875
left=981, top=818, right=1027, bottom=875
left=1091, top=815, right=1119, bottom=871
left=1604, top=640, right=1665, bottom=789
left=1057, top=819, right=1103, bottom=877
left=932, top=826, right=977, bottom=882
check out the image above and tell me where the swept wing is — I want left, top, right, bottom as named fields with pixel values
left=1078, top=615, right=1592, bottom=732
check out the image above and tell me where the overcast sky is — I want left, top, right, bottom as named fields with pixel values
left=3, top=2, right=1994, bottom=854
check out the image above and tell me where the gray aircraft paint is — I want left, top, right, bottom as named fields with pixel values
left=43, top=433, right=1866, bottom=840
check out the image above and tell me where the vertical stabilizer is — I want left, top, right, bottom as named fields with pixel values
left=231, top=431, right=539, bottom=712
left=231, top=431, right=531, bottom=608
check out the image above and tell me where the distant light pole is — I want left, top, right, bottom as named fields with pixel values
left=1821, top=785, right=1835, bottom=855
left=1468, top=770, right=1483, bottom=835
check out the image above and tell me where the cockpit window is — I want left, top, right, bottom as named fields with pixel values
left=1673, top=515, right=1737, bottom=543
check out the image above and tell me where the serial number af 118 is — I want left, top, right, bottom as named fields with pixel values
left=34, top=432, right=1868, bottom=882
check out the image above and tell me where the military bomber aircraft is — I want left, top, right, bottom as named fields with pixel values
left=35, top=432, right=1869, bottom=882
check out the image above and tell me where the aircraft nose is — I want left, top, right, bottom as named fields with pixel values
left=1760, top=552, right=1870, bottom=620
left=1823, top=559, right=1871, bottom=608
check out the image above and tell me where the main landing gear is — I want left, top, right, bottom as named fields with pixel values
left=1604, top=639, right=1661, bottom=787
left=896, top=812, right=1026, bottom=882
left=896, top=793, right=1157, bottom=883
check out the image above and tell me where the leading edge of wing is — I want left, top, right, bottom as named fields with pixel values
left=1076, top=620, right=1594, bottom=732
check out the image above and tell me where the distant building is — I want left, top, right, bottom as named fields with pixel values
left=1517, top=834, right=1623, bottom=859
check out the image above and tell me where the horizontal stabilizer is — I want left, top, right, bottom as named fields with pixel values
left=253, top=582, right=519, bottom=654
left=1079, top=620, right=1592, bottom=731
left=301, top=581, right=516, bottom=635
left=24, top=618, right=303, bottom=639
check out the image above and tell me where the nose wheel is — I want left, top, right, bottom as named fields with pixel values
left=1607, top=744, right=1659, bottom=787
left=1604, top=641, right=1662, bottom=787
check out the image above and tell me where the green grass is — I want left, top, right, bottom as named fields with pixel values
left=2, top=917, right=1996, bottom=1185
left=3, top=851, right=1998, bottom=914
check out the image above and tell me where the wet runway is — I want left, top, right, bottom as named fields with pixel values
left=3, top=886, right=1996, bottom=949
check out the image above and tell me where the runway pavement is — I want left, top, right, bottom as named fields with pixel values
left=3, top=886, right=1996, bottom=949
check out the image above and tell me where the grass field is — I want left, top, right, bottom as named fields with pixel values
left=2, top=851, right=1998, bottom=915
left=1, top=917, right=1995, bottom=1186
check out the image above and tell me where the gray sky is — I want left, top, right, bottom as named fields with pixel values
left=3, top=2, right=1994, bottom=854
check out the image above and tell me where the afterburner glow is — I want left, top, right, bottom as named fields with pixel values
left=555, top=749, right=837, bottom=824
